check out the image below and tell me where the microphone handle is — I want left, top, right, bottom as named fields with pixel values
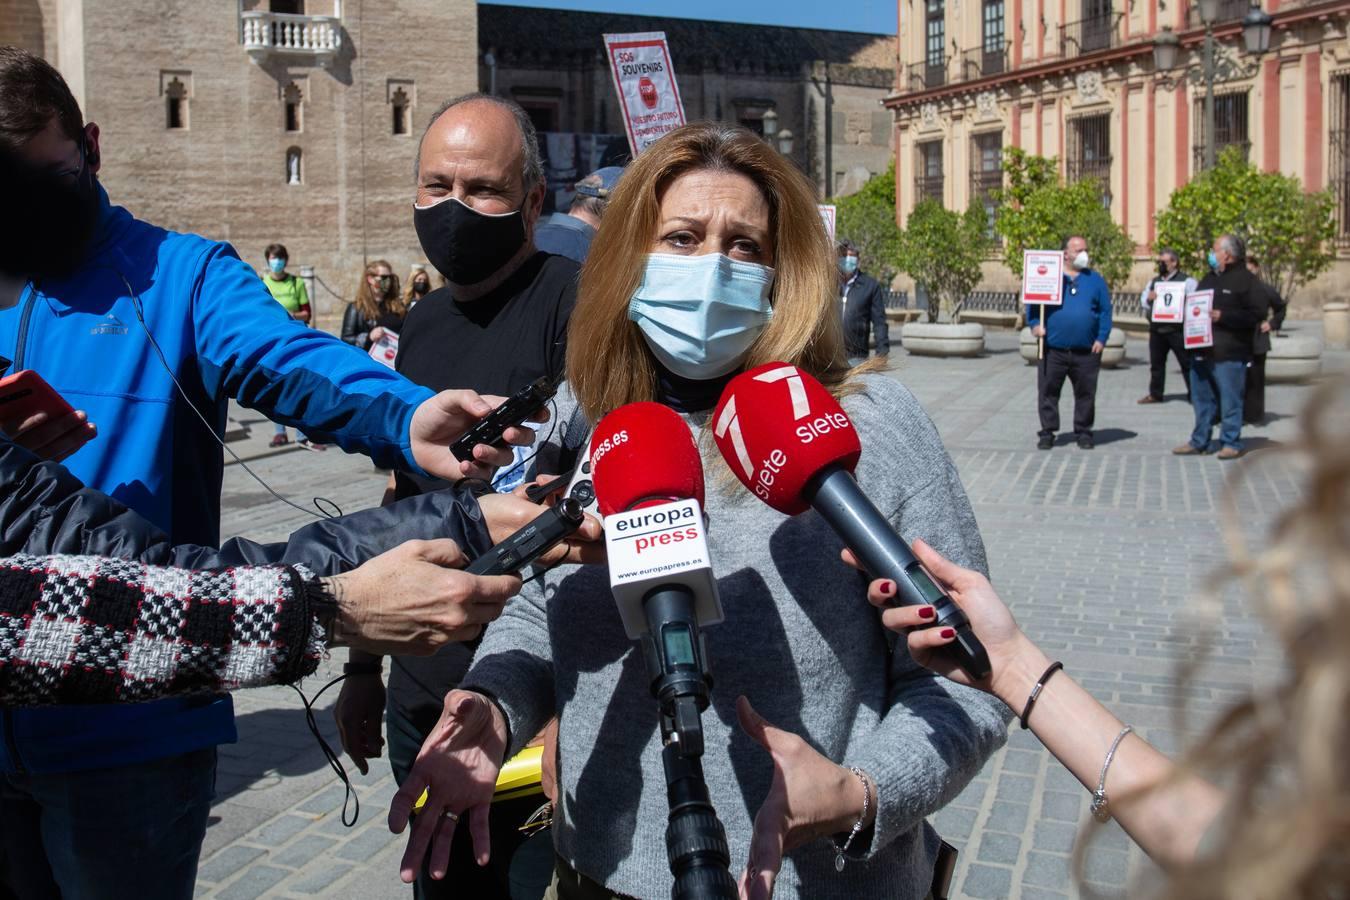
left=803, top=467, right=992, bottom=681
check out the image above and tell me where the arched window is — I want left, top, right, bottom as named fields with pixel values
left=286, top=147, right=302, bottom=185
left=391, top=87, right=410, bottom=135
left=284, top=82, right=303, bottom=133
left=165, top=77, right=188, bottom=130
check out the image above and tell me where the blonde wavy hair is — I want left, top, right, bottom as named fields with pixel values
left=403, top=265, right=435, bottom=305
left=353, top=259, right=407, bottom=322
left=1078, top=378, right=1350, bottom=898
left=566, top=122, right=863, bottom=422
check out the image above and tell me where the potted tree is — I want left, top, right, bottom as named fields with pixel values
left=995, top=148, right=1133, bottom=367
left=1155, top=146, right=1337, bottom=369
left=896, top=199, right=990, bottom=357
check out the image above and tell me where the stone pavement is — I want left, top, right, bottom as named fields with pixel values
left=201, top=324, right=1343, bottom=899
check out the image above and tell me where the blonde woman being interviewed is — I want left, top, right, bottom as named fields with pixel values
left=387, top=123, right=1010, bottom=899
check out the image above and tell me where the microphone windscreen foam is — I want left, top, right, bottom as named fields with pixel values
left=711, top=362, right=861, bottom=515
left=590, top=402, right=705, bottom=516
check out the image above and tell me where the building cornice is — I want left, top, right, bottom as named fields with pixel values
left=884, top=0, right=1350, bottom=112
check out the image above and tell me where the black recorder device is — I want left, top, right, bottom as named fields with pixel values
left=450, top=375, right=558, bottom=464
left=465, top=497, right=586, bottom=576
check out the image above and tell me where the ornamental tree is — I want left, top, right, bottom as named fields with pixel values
left=830, top=163, right=900, bottom=286
left=896, top=198, right=991, bottom=323
left=1154, top=146, right=1334, bottom=302
left=994, top=147, right=1134, bottom=288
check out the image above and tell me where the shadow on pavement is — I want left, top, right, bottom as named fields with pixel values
left=1054, top=428, right=1138, bottom=447
left=212, top=706, right=342, bottom=805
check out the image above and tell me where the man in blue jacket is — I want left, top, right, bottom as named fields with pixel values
left=0, top=47, right=533, bottom=898
left=1026, top=235, right=1113, bottom=450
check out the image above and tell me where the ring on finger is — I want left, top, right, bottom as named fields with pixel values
left=442, top=810, right=460, bottom=822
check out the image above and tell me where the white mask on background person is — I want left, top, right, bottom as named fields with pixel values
left=628, top=252, right=775, bottom=380
left=1073, top=250, right=1090, bottom=270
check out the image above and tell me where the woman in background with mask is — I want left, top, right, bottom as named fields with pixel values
left=342, top=259, right=406, bottom=350
left=260, top=242, right=313, bottom=448
left=391, top=123, right=1008, bottom=899
left=404, top=264, right=434, bottom=310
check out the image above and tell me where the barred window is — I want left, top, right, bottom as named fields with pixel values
left=1193, top=92, right=1250, bottom=171
left=969, top=131, right=1003, bottom=238
left=1067, top=113, right=1112, bottom=206
left=915, top=139, right=944, bottom=204
left=1332, top=74, right=1350, bottom=244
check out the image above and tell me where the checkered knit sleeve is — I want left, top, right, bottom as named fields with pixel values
left=0, top=555, right=326, bottom=707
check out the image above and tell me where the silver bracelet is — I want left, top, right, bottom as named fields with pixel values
left=832, top=766, right=871, bottom=872
left=1090, top=725, right=1134, bottom=822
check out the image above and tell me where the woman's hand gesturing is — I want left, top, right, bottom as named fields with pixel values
left=388, top=690, right=508, bottom=883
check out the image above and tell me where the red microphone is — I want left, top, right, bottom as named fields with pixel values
left=589, top=402, right=736, bottom=892
left=589, top=402, right=704, bottom=515
left=589, top=402, right=723, bottom=641
left=712, top=363, right=990, bottom=681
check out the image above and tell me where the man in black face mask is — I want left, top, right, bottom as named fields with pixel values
left=336, top=93, right=578, bottom=899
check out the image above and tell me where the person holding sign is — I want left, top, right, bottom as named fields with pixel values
left=1137, top=249, right=1196, bottom=405
left=1173, top=235, right=1265, bottom=460
left=1026, top=236, right=1113, bottom=451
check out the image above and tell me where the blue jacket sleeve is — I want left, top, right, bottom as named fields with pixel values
left=1095, top=277, right=1113, bottom=344
left=189, top=245, right=434, bottom=472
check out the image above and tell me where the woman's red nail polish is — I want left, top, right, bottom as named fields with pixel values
left=941, top=628, right=956, bottom=639
left=879, top=581, right=893, bottom=595
left=918, top=606, right=936, bottom=620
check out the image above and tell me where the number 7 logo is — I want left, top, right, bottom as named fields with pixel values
left=714, top=365, right=812, bottom=482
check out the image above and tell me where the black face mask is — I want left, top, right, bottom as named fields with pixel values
left=412, top=281, right=430, bottom=295
left=413, top=196, right=527, bottom=286
left=1157, top=261, right=1168, bottom=277
left=0, top=141, right=100, bottom=280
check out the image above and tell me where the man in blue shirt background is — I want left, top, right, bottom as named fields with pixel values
left=1026, top=235, right=1113, bottom=450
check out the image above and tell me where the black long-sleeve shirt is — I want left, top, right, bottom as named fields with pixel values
left=1197, top=265, right=1265, bottom=362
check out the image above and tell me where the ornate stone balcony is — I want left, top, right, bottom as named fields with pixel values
left=241, top=11, right=341, bottom=67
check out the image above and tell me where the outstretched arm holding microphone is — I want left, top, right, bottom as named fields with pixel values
left=857, top=541, right=1224, bottom=868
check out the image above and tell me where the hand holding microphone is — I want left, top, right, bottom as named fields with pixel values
left=712, top=363, right=991, bottom=681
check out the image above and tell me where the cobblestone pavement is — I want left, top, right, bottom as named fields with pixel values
left=199, top=325, right=1343, bottom=899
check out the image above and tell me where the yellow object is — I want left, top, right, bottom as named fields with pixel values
left=411, top=745, right=544, bottom=814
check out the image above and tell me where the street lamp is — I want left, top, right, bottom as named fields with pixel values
left=761, top=108, right=779, bottom=141
left=776, top=129, right=795, bottom=156
left=1242, top=3, right=1273, bottom=54
left=1153, top=0, right=1271, bottom=171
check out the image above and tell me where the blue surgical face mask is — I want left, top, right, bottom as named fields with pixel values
left=1207, top=251, right=1219, bottom=271
left=628, top=253, right=775, bottom=380
left=839, top=255, right=859, bottom=275
left=268, top=257, right=286, bottom=274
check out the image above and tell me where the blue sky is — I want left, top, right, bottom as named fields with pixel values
left=482, top=0, right=897, bottom=35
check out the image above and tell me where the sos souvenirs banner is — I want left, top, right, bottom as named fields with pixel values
left=604, top=32, right=686, bottom=156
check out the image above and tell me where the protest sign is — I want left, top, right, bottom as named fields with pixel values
left=1184, top=290, right=1214, bottom=349
left=604, top=32, right=686, bottom=156
left=368, top=331, right=399, bottom=369
left=1152, top=281, right=1186, bottom=323
left=818, top=204, right=837, bottom=242
left=1021, top=251, right=1064, bottom=306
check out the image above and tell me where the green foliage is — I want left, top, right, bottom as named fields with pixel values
left=896, top=199, right=992, bottom=323
left=1154, top=146, right=1335, bottom=302
left=994, top=147, right=1135, bottom=288
left=830, top=163, right=900, bottom=286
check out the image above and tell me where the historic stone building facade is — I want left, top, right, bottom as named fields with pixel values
left=1, top=0, right=478, bottom=322
left=886, top=0, right=1350, bottom=311
left=478, top=6, right=896, bottom=200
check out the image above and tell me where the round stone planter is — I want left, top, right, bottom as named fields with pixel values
left=1323, top=301, right=1349, bottom=350
left=901, top=322, right=985, bottom=357
left=1019, top=327, right=1126, bottom=367
left=1266, top=334, right=1322, bottom=384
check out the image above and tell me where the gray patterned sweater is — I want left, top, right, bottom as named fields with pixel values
left=463, top=374, right=1011, bottom=898
left=0, top=555, right=325, bottom=706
